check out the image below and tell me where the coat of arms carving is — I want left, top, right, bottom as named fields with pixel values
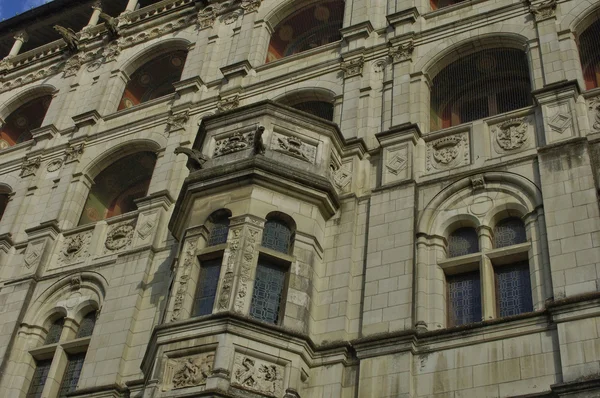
left=493, top=118, right=528, bottom=151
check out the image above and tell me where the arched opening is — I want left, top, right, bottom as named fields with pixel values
left=430, top=48, right=533, bottom=131
left=0, top=95, right=52, bottom=148
left=430, top=0, right=466, bottom=10
left=0, top=193, right=8, bottom=222
left=118, top=50, right=187, bottom=110
left=447, top=227, right=479, bottom=258
left=291, top=101, right=334, bottom=121
left=266, top=1, right=344, bottom=63
left=206, top=209, right=232, bottom=246
left=79, top=151, right=157, bottom=225
left=579, top=19, right=600, bottom=90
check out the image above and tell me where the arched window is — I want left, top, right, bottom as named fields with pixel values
left=579, top=19, right=600, bottom=90
left=192, top=209, right=231, bottom=317
left=0, top=95, right=51, bottom=148
left=266, top=1, right=344, bottom=63
left=493, top=217, right=527, bottom=248
left=75, top=311, right=97, bottom=338
left=430, top=48, right=533, bottom=131
left=79, top=151, right=157, bottom=225
left=250, top=213, right=296, bottom=324
left=447, top=227, right=479, bottom=257
left=44, top=317, right=65, bottom=345
left=430, top=0, right=466, bottom=10
left=290, top=101, right=334, bottom=121
left=118, top=50, right=187, bottom=110
left=0, top=193, right=8, bottom=222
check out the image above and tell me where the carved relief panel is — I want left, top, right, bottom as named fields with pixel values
left=329, top=153, right=352, bottom=194
left=543, top=101, right=575, bottom=143
left=426, top=132, right=470, bottom=172
left=171, top=237, right=198, bottom=322
left=103, top=220, right=137, bottom=254
left=270, top=132, right=317, bottom=164
left=162, top=352, right=215, bottom=391
left=232, top=353, right=285, bottom=397
left=382, top=144, right=409, bottom=184
left=55, top=231, right=93, bottom=268
left=490, top=116, right=534, bottom=155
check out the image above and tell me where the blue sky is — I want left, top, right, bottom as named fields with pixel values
left=0, top=0, right=53, bottom=21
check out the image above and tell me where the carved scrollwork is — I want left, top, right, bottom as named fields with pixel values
left=234, top=228, right=259, bottom=313
left=492, top=118, right=529, bottom=151
left=232, top=354, right=284, bottom=397
left=171, top=239, right=197, bottom=321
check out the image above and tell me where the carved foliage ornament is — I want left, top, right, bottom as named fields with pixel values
left=214, top=131, right=254, bottom=157
left=21, top=157, right=41, bottom=177
left=105, top=223, right=135, bottom=251
left=493, top=118, right=528, bottom=151
left=218, top=228, right=241, bottom=310
left=65, top=142, right=85, bottom=163
left=530, top=0, right=556, bottom=21
left=341, top=57, right=364, bottom=78
left=171, top=353, right=214, bottom=389
left=171, top=239, right=197, bottom=321
left=217, top=95, right=239, bottom=112
left=588, top=96, right=600, bottom=132
left=232, top=355, right=284, bottom=397
left=234, top=227, right=259, bottom=312
left=389, top=41, right=414, bottom=63
left=166, top=110, right=190, bottom=132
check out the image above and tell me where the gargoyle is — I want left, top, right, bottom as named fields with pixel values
left=254, top=126, right=265, bottom=155
left=174, top=147, right=207, bottom=172
left=99, top=12, right=119, bottom=38
left=54, top=25, right=79, bottom=51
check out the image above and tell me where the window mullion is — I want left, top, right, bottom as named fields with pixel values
left=480, top=254, right=496, bottom=321
left=39, top=346, right=67, bottom=398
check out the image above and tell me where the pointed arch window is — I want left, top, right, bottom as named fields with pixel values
left=0, top=95, right=52, bottom=148
left=118, top=50, right=187, bottom=110
left=267, top=1, right=344, bottom=63
left=79, top=151, right=157, bottom=225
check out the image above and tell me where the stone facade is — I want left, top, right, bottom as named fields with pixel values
left=0, top=0, right=598, bottom=397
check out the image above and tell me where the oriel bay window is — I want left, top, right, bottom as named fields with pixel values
left=441, top=217, right=533, bottom=327
left=192, top=209, right=231, bottom=317
left=430, top=48, right=533, bottom=131
left=27, top=310, right=97, bottom=398
left=249, top=213, right=295, bottom=325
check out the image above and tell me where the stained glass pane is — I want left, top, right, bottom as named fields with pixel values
left=447, top=272, right=482, bottom=327
left=496, top=262, right=533, bottom=318
left=26, top=359, right=52, bottom=398
left=448, top=227, right=479, bottom=257
left=45, top=318, right=64, bottom=344
left=192, top=259, right=222, bottom=316
left=262, top=220, right=292, bottom=254
left=76, top=312, right=97, bottom=338
left=494, top=218, right=527, bottom=248
left=249, top=261, right=286, bottom=324
left=208, top=221, right=229, bottom=246
left=58, top=353, right=86, bottom=398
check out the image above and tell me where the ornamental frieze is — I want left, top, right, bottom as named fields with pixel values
left=234, top=228, right=259, bottom=313
left=492, top=118, right=530, bottom=152
left=426, top=132, right=469, bottom=172
left=217, top=227, right=241, bottom=310
left=271, top=133, right=317, bottom=164
left=163, top=352, right=214, bottom=391
left=232, top=354, right=284, bottom=397
left=171, top=238, right=197, bottom=321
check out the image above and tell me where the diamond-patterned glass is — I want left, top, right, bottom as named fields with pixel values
left=76, top=312, right=97, bottom=338
left=208, top=220, right=229, bottom=246
left=261, top=220, right=292, bottom=254
left=447, top=272, right=482, bottom=327
left=448, top=227, right=479, bottom=257
left=249, top=261, right=286, bottom=324
left=192, top=258, right=222, bottom=316
left=26, top=359, right=52, bottom=398
left=44, top=318, right=64, bottom=344
left=496, top=262, right=533, bottom=317
left=58, top=353, right=86, bottom=398
left=494, top=218, right=527, bottom=248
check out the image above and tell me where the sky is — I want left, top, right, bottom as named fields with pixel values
left=0, top=0, right=53, bottom=21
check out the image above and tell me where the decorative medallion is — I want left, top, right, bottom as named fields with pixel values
left=426, top=133, right=469, bottom=171
left=232, top=354, right=284, bottom=397
left=46, top=159, right=63, bottom=172
left=493, top=118, right=528, bottom=151
left=105, top=223, right=135, bottom=251
left=271, top=133, right=317, bottom=163
left=341, top=57, right=364, bottom=78
left=0, top=140, right=9, bottom=150
left=60, top=232, right=91, bottom=264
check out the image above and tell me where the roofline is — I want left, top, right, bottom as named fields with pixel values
left=0, top=0, right=86, bottom=36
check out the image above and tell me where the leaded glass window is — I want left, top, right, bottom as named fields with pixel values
left=192, top=259, right=222, bottom=316
left=496, top=262, right=533, bottom=317
left=45, top=318, right=64, bottom=344
left=494, top=218, right=526, bottom=248
left=76, top=312, right=97, bottom=338
left=208, top=219, right=229, bottom=246
left=26, top=359, right=52, bottom=398
left=262, top=220, right=293, bottom=254
left=448, top=227, right=479, bottom=257
left=249, top=261, right=286, bottom=324
left=57, top=353, right=86, bottom=397
left=447, top=272, right=482, bottom=327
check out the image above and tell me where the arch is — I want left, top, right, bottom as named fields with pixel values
left=418, top=172, right=542, bottom=237
left=81, top=139, right=161, bottom=180
left=562, top=1, right=600, bottom=34
left=206, top=208, right=232, bottom=246
left=262, top=211, right=296, bottom=254
left=275, top=88, right=336, bottom=121
left=576, top=16, right=600, bottom=90
left=79, top=151, right=157, bottom=225
left=264, top=0, right=344, bottom=63
left=0, top=84, right=56, bottom=121
left=22, top=272, right=108, bottom=328
left=120, top=38, right=191, bottom=77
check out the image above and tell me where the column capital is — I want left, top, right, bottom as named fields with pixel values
left=13, top=31, right=28, bottom=43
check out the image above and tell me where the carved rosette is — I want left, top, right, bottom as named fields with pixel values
left=104, top=222, right=136, bottom=252
left=492, top=118, right=529, bottom=152
left=163, top=353, right=215, bottom=391
left=171, top=239, right=198, bottom=322
left=341, top=57, right=364, bottom=78
left=58, top=231, right=92, bottom=266
left=20, top=157, right=41, bottom=177
left=234, top=227, right=259, bottom=313
left=426, top=133, right=469, bottom=172
left=530, top=0, right=556, bottom=21
left=214, top=131, right=255, bottom=157
left=389, top=41, right=414, bottom=63
left=232, top=354, right=284, bottom=397
left=588, top=96, right=600, bottom=132
left=271, top=133, right=317, bottom=164
left=218, top=228, right=241, bottom=311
